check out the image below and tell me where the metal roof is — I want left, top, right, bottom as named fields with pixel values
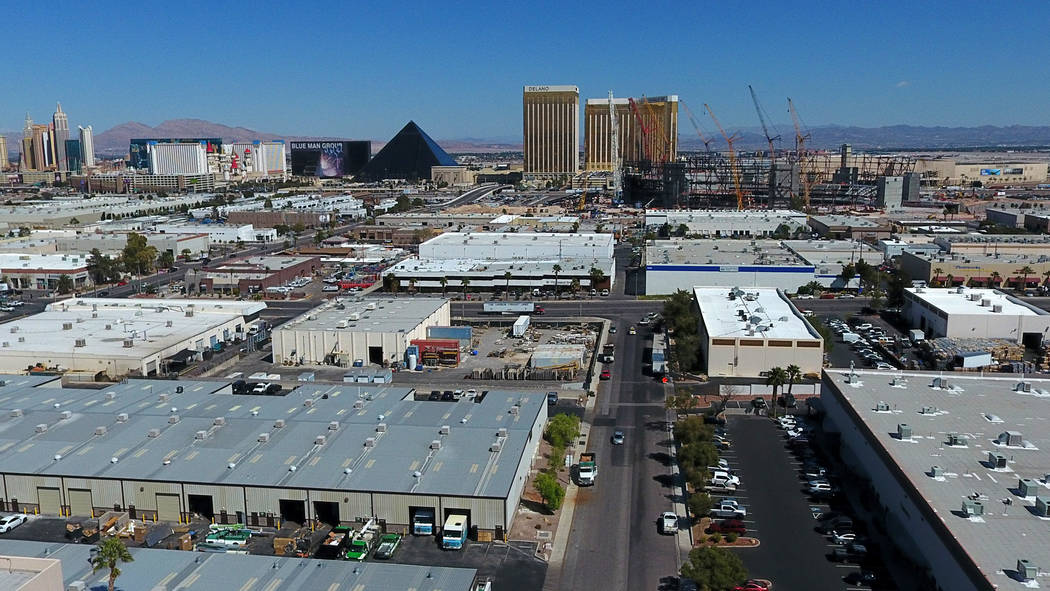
left=280, top=297, right=448, bottom=334
left=823, top=370, right=1050, bottom=589
left=0, top=377, right=544, bottom=499
left=0, top=539, right=478, bottom=591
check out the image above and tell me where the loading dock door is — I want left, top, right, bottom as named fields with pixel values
left=156, top=493, right=181, bottom=523
left=68, top=489, right=93, bottom=517
left=37, top=487, right=62, bottom=516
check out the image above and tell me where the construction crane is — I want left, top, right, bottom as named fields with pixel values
left=788, top=97, right=813, bottom=210
left=681, top=101, right=714, bottom=152
left=642, top=96, right=669, bottom=162
left=609, top=91, right=621, bottom=200
left=627, top=98, right=652, bottom=161
left=704, top=103, right=745, bottom=210
left=748, top=85, right=781, bottom=207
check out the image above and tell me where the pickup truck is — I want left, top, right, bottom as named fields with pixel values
left=709, top=470, right=740, bottom=489
left=577, top=452, right=597, bottom=486
left=373, top=533, right=402, bottom=559
left=711, top=499, right=747, bottom=519
left=345, top=529, right=376, bottom=560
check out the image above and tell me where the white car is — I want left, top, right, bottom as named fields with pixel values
left=709, top=470, right=740, bottom=488
left=831, top=531, right=857, bottom=544
left=809, top=482, right=833, bottom=494
left=786, top=428, right=805, bottom=438
left=322, top=285, right=339, bottom=292
left=0, top=514, right=27, bottom=533
left=252, top=382, right=270, bottom=394
left=874, top=362, right=895, bottom=370
left=659, top=512, right=679, bottom=534
left=777, top=416, right=797, bottom=429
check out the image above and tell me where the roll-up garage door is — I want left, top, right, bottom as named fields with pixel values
left=156, top=493, right=181, bottom=523
left=68, top=489, right=93, bottom=517
left=37, top=487, right=62, bottom=516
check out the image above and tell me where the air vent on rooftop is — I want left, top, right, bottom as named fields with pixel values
left=376, top=423, right=387, bottom=433
left=116, top=413, right=128, bottom=422
left=273, top=419, right=285, bottom=428
left=364, top=437, right=375, bottom=447
left=35, top=424, right=47, bottom=433
left=9, top=409, right=22, bottom=418
left=147, top=428, right=161, bottom=438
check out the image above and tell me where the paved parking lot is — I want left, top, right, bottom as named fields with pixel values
left=389, top=534, right=546, bottom=591
left=717, top=415, right=864, bottom=591
left=820, top=313, right=913, bottom=371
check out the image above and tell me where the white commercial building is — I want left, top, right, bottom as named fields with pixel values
left=0, top=253, right=92, bottom=290
left=644, top=209, right=808, bottom=237
left=695, top=287, right=824, bottom=378
left=903, top=287, right=1050, bottom=343
left=0, top=298, right=265, bottom=377
left=227, top=141, right=287, bottom=178
left=152, top=222, right=277, bottom=244
left=147, top=142, right=209, bottom=175
left=273, top=297, right=451, bottom=367
left=420, top=232, right=613, bottom=261
left=645, top=239, right=814, bottom=295
left=821, top=369, right=1050, bottom=591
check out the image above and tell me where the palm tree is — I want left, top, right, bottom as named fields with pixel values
left=439, top=277, right=448, bottom=297
left=552, top=264, right=562, bottom=298
left=1017, top=265, right=1035, bottom=291
left=91, top=537, right=133, bottom=591
left=588, top=266, right=606, bottom=292
left=460, top=277, right=470, bottom=297
left=785, top=364, right=801, bottom=408
left=765, top=366, right=788, bottom=418
left=503, top=271, right=513, bottom=301
left=990, top=271, right=1002, bottom=286
left=1042, top=269, right=1050, bottom=287
left=408, top=278, right=416, bottom=293
left=386, top=273, right=398, bottom=294
left=932, top=267, right=944, bottom=287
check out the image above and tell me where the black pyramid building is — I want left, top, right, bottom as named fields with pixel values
left=356, top=121, right=457, bottom=181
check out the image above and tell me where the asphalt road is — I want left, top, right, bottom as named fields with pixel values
left=553, top=313, right=680, bottom=591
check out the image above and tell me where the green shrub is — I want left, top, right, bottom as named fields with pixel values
left=708, top=533, right=721, bottom=544
left=534, top=472, right=565, bottom=511
left=725, top=532, right=738, bottom=543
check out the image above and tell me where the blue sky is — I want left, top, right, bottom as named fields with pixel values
left=2, top=0, right=1045, bottom=140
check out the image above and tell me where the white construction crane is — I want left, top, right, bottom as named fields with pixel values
left=609, top=90, right=621, bottom=200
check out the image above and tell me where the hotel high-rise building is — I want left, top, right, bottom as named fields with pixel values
left=78, top=125, right=95, bottom=167
left=20, top=113, right=55, bottom=171
left=0, top=135, right=8, bottom=171
left=522, top=85, right=579, bottom=179
left=584, top=94, right=678, bottom=171
left=52, top=103, right=69, bottom=171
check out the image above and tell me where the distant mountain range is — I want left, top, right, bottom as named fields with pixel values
left=5, top=120, right=1050, bottom=161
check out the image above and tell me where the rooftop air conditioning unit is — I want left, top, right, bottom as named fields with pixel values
left=961, top=499, right=984, bottom=516
left=168, top=414, right=180, bottom=424
left=95, top=426, right=107, bottom=436
left=992, top=304, right=1003, bottom=313
left=74, top=338, right=86, bottom=347
left=930, top=465, right=944, bottom=478
left=947, top=433, right=968, bottom=447
left=105, top=324, right=112, bottom=330
left=1000, top=430, right=1023, bottom=446
left=490, top=441, right=502, bottom=452
left=9, top=326, right=17, bottom=333
left=122, top=339, right=134, bottom=348
left=315, top=435, right=326, bottom=445
left=497, top=427, right=508, bottom=438
left=60, top=410, right=71, bottom=420
left=17, top=337, right=24, bottom=343
left=1017, top=559, right=1038, bottom=582
left=364, top=437, right=376, bottom=447
left=430, top=440, right=441, bottom=450
left=9, top=409, right=21, bottom=417
left=897, top=423, right=912, bottom=439
left=273, top=419, right=285, bottom=428
left=91, top=312, right=98, bottom=318
left=35, top=424, right=47, bottom=433
left=328, top=421, right=340, bottom=431
left=185, top=310, right=194, bottom=317
left=1036, top=497, right=1050, bottom=517
left=980, top=299, right=990, bottom=307
left=376, top=423, right=387, bottom=432
left=62, top=322, right=73, bottom=330
left=1019, top=478, right=1040, bottom=497
left=195, top=430, right=207, bottom=440
left=116, top=413, right=128, bottom=422
left=147, top=428, right=161, bottom=438
left=166, top=320, right=173, bottom=327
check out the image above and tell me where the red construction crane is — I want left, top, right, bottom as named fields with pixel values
left=627, top=98, right=652, bottom=162
left=704, top=103, right=745, bottom=210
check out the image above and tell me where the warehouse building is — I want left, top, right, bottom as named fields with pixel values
left=644, top=209, right=808, bottom=237
left=645, top=239, right=814, bottom=295
left=695, top=287, right=823, bottom=378
left=419, top=231, right=613, bottom=261
left=898, top=250, right=1050, bottom=287
left=820, top=369, right=1050, bottom=591
left=273, top=297, right=451, bottom=367
left=782, top=239, right=883, bottom=286
left=152, top=222, right=277, bottom=244
left=0, top=253, right=91, bottom=291
left=195, top=254, right=321, bottom=294
left=903, top=287, right=1050, bottom=343
left=0, top=539, right=481, bottom=591
left=0, top=376, right=546, bottom=540
left=932, top=233, right=1050, bottom=256
left=808, top=215, right=894, bottom=240
left=0, top=298, right=265, bottom=378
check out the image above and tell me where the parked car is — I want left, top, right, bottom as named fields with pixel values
left=659, top=512, right=679, bottom=534
left=252, top=382, right=270, bottom=394
left=0, top=514, right=28, bottom=533
left=611, top=430, right=625, bottom=445
left=831, top=531, right=858, bottom=544
left=599, top=369, right=611, bottom=380
left=710, top=470, right=740, bottom=488
left=547, top=392, right=559, bottom=406
left=628, top=326, right=636, bottom=335
left=707, top=519, right=746, bottom=535
left=733, top=581, right=771, bottom=591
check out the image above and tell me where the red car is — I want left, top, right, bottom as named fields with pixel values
left=599, top=370, right=611, bottom=380
left=733, top=580, right=771, bottom=591
left=117, top=281, right=129, bottom=286
left=707, top=519, right=746, bottom=535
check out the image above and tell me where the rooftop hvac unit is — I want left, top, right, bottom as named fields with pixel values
left=930, top=465, right=944, bottom=478
left=95, top=426, right=107, bottom=436
left=490, top=441, right=502, bottom=452
left=430, top=440, right=441, bottom=450
left=122, top=339, right=134, bottom=348
left=364, top=437, right=376, bottom=447
left=992, top=304, right=1003, bottom=313
left=1017, top=559, right=1038, bottom=582
left=258, top=433, right=270, bottom=443
left=328, top=421, right=340, bottom=431
left=35, top=424, right=47, bottom=433
left=91, top=312, right=98, bottom=318
left=168, top=414, right=180, bottom=424
left=988, top=451, right=1009, bottom=469
left=947, top=433, right=968, bottom=447
left=60, top=410, right=71, bottom=420
left=147, top=428, right=161, bottom=438
left=67, top=581, right=87, bottom=591
left=1019, top=478, right=1040, bottom=497
left=303, top=399, right=313, bottom=408
left=315, top=435, right=326, bottom=445
left=376, top=423, right=387, bottom=433
left=8, top=326, right=17, bottom=333
left=195, top=430, right=207, bottom=440
left=1036, top=497, right=1050, bottom=517
left=980, top=298, right=990, bottom=307
left=166, top=320, right=173, bottom=327
left=74, top=338, right=86, bottom=348
left=17, top=337, right=24, bottom=343
left=956, top=287, right=965, bottom=294
left=76, top=317, right=84, bottom=323
left=9, top=409, right=21, bottom=417
left=62, top=322, right=73, bottom=330
left=213, top=416, right=225, bottom=426
left=497, top=427, right=508, bottom=438
left=273, top=419, right=285, bottom=428
left=116, top=413, right=128, bottom=422
left=439, top=425, right=450, bottom=435
left=875, top=401, right=890, bottom=412
left=185, top=310, right=194, bottom=317
left=961, top=499, right=984, bottom=516
left=105, top=324, right=112, bottom=330
left=1015, top=381, right=1033, bottom=392
left=999, top=430, right=1023, bottom=446
left=919, top=405, right=938, bottom=415
left=348, top=313, right=360, bottom=321
left=897, top=424, right=912, bottom=439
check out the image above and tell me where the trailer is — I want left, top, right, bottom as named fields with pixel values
left=512, top=315, right=530, bottom=337
left=482, top=302, right=544, bottom=315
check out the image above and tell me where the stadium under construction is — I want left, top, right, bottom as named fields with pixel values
left=623, top=145, right=917, bottom=210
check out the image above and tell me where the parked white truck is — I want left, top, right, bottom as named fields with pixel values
left=577, top=452, right=597, bottom=486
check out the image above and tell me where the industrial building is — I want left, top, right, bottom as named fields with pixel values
left=152, top=222, right=277, bottom=244
left=0, top=253, right=91, bottom=291
left=808, top=215, right=894, bottom=240
left=273, top=297, right=451, bottom=367
left=420, top=231, right=613, bottom=261
left=584, top=94, right=678, bottom=170
left=903, top=287, right=1050, bottom=343
left=931, top=233, right=1050, bottom=256
left=194, top=255, right=321, bottom=294
left=0, top=375, right=545, bottom=540
left=782, top=239, right=883, bottom=284
left=644, top=209, right=808, bottom=237
left=0, top=194, right=211, bottom=228
left=915, top=157, right=1049, bottom=187
left=356, top=122, right=457, bottom=182
left=0, top=298, right=265, bottom=378
left=523, top=85, right=580, bottom=179
left=0, top=539, right=480, bottom=591
left=694, top=287, right=823, bottom=378
left=820, top=369, right=1050, bottom=591
left=898, top=250, right=1050, bottom=287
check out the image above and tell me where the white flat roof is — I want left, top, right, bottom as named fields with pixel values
left=694, top=287, right=820, bottom=340
left=423, top=232, right=612, bottom=249
left=905, top=288, right=1047, bottom=317
left=0, top=253, right=89, bottom=271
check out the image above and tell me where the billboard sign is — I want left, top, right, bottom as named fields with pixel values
left=290, top=141, right=370, bottom=177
